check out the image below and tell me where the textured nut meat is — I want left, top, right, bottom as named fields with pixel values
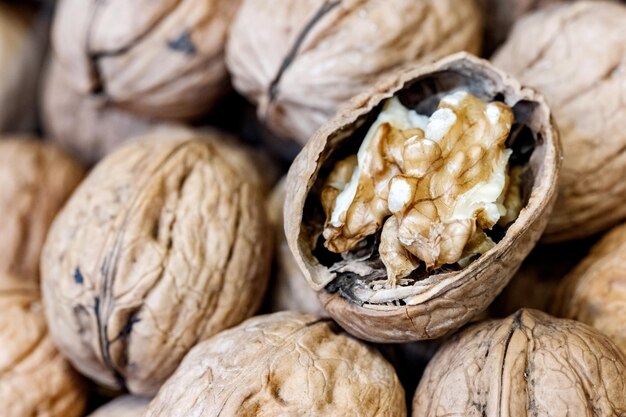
left=553, top=222, right=626, bottom=355
left=0, top=138, right=85, bottom=287
left=42, top=59, right=164, bottom=165
left=41, top=128, right=272, bottom=395
left=87, top=396, right=150, bottom=417
left=412, top=309, right=626, bottom=416
left=144, top=312, right=406, bottom=417
left=285, top=53, right=560, bottom=342
left=266, top=177, right=326, bottom=316
left=0, top=288, right=86, bottom=417
left=51, top=0, right=241, bottom=120
left=227, top=0, right=483, bottom=144
left=493, top=1, right=626, bottom=242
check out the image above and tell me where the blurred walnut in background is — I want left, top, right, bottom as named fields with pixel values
left=493, top=1, right=626, bottom=242
left=87, top=396, right=150, bottom=417
left=227, top=0, right=483, bottom=145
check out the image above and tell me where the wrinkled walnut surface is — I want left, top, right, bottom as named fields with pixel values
left=0, top=287, right=86, bottom=417
left=0, top=137, right=85, bottom=288
left=227, top=0, right=483, bottom=144
left=145, top=312, right=406, bottom=417
left=87, top=395, right=149, bottom=417
left=41, top=128, right=272, bottom=395
left=267, top=178, right=326, bottom=316
left=493, top=1, right=626, bottom=242
left=554, top=222, right=626, bottom=355
left=412, top=309, right=626, bottom=417
left=51, top=0, right=241, bottom=120
left=42, top=59, right=166, bottom=165
left=285, top=53, right=560, bottom=342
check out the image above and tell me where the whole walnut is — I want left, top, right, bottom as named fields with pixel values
left=41, top=128, right=272, bottom=395
left=87, top=396, right=150, bottom=417
left=0, top=137, right=85, bottom=288
left=493, top=1, right=626, bottom=242
left=42, top=59, right=166, bottom=165
left=51, top=0, right=241, bottom=120
left=285, top=53, right=560, bottom=342
left=0, top=3, right=39, bottom=132
left=412, top=309, right=626, bottom=416
left=144, top=312, right=406, bottom=417
left=266, top=177, right=326, bottom=316
left=0, top=286, right=86, bottom=417
left=226, top=0, right=483, bottom=145
left=553, top=222, right=626, bottom=355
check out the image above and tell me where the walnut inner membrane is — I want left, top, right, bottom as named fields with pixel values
left=317, top=91, right=525, bottom=299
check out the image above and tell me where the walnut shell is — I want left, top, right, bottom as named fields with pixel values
left=227, top=0, right=483, bottom=145
left=0, top=3, right=39, bottom=132
left=0, top=137, right=85, bottom=288
left=0, top=287, right=86, bottom=417
left=144, top=312, right=406, bottom=417
left=492, top=1, right=626, bottom=242
left=285, top=53, right=560, bottom=342
left=266, top=177, right=326, bottom=316
left=87, top=396, right=150, bottom=417
left=41, top=128, right=272, bottom=395
left=412, top=309, right=626, bottom=416
left=553, top=222, right=626, bottom=355
left=42, top=59, right=166, bottom=165
left=51, top=0, right=241, bottom=120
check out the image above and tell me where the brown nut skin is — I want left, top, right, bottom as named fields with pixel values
left=144, top=312, right=406, bottom=417
left=42, top=59, right=166, bottom=165
left=285, top=53, right=561, bottom=343
left=226, top=0, right=483, bottom=145
left=412, top=309, right=626, bottom=417
left=40, top=127, right=272, bottom=396
left=493, top=1, right=626, bottom=242
left=266, top=177, right=326, bottom=316
left=553, top=222, right=626, bottom=355
left=0, top=137, right=85, bottom=288
left=0, top=286, right=86, bottom=417
left=87, top=395, right=150, bottom=417
left=51, top=0, right=241, bottom=121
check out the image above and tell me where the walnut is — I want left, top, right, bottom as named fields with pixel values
left=87, top=396, right=150, bottom=417
left=0, top=137, right=85, bottom=289
left=40, top=127, right=272, bottom=395
left=266, top=177, right=326, bottom=316
left=226, top=0, right=483, bottom=145
left=493, top=1, right=626, bottom=242
left=0, top=285, right=86, bottom=417
left=42, top=59, right=168, bottom=165
left=144, top=312, right=406, bottom=417
left=553, top=222, right=626, bottom=355
left=285, top=53, right=560, bottom=342
left=50, top=0, right=241, bottom=121
left=412, top=309, right=626, bottom=416
left=0, top=3, right=39, bottom=132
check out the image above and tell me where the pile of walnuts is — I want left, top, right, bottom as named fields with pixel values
left=2, top=0, right=626, bottom=416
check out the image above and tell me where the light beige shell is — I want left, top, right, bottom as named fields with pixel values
left=0, top=138, right=85, bottom=289
left=553, top=222, right=626, bottom=355
left=226, top=0, right=483, bottom=145
left=42, top=59, right=165, bottom=165
left=285, top=53, right=561, bottom=342
left=412, top=309, right=626, bottom=416
left=144, top=312, right=406, bottom=417
left=87, top=395, right=150, bottom=417
left=51, top=0, right=241, bottom=120
left=0, top=4, right=39, bottom=132
left=493, top=1, right=626, bottom=242
left=41, top=128, right=272, bottom=395
left=0, top=287, right=86, bottom=417
left=266, top=177, right=326, bottom=316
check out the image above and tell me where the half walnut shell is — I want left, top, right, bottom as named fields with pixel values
left=285, top=53, right=561, bottom=342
